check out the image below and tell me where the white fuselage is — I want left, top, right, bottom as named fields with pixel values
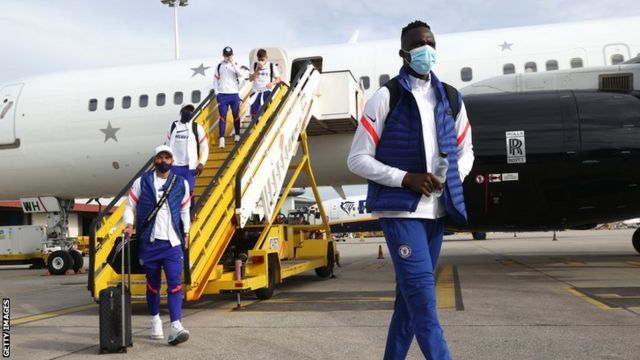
left=1, top=17, right=639, bottom=200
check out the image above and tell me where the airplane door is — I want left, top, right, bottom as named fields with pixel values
left=0, top=83, right=23, bottom=147
left=249, top=47, right=289, bottom=83
left=603, top=43, right=631, bottom=65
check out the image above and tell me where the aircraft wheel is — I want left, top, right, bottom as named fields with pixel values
left=472, top=232, right=487, bottom=240
left=315, top=243, right=335, bottom=279
left=30, top=258, right=45, bottom=269
left=47, top=250, right=73, bottom=275
left=632, top=229, right=640, bottom=254
left=255, top=257, right=276, bottom=300
left=70, top=250, right=84, bottom=273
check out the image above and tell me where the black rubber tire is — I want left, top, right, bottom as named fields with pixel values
left=255, top=257, right=276, bottom=300
left=633, top=229, right=640, bottom=254
left=70, top=250, right=84, bottom=273
left=472, top=232, right=487, bottom=240
left=315, top=243, right=335, bottom=279
left=30, top=258, right=45, bottom=269
left=47, top=250, right=73, bottom=275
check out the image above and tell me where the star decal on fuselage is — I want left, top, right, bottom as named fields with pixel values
left=499, top=41, right=513, bottom=51
left=100, top=121, right=120, bottom=143
left=191, top=63, right=211, bottom=77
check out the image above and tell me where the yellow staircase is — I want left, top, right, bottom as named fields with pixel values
left=88, top=61, right=344, bottom=303
left=89, top=79, right=292, bottom=301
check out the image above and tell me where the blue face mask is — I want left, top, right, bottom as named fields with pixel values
left=404, top=45, right=436, bottom=75
left=155, top=162, right=171, bottom=173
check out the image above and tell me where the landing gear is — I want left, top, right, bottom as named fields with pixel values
left=632, top=229, right=640, bottom=254
left=70, top=250, right=84, bottom=273
left=48, top=250, right=74, bottom=275
left=472, top=232, right=487, bottom=240
left=21, top=197, right=81, bottom=275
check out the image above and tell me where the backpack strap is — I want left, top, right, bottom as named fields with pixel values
left=384, top=77, right=461, bottom=120
left=170, top=121, right=177, bottom=135
left=192, top=121, right=200, bottom=159
left=253, top=62, right=257, bottom=72
left=270, top=62, right=274, bottom=82
left=442, top=82, right=461, bottom=119
left=383, top=77, right=401, bottom=117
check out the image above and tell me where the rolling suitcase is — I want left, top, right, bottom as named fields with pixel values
left=99, top=235, right=133, bottom=353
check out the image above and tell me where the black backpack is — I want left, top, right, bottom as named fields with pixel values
left=253, top=62, right=275, bottom=82
left=170, top=120, right=200, bottom=158
left=383, top=77, right=460, bottom=120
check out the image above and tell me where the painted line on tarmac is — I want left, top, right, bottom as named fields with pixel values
left=12, top=303, right=97, bottom=326
left=567, top=288, right=611, bottom=311
left=436, top=264, right=456, bottom=310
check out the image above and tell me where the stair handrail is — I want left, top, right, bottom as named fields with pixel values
left=88, top=89, right=218, bottom=294
left=234, top=61, right=314, bottom=217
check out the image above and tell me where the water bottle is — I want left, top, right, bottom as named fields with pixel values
left=431, top=152, right=448, bottom=198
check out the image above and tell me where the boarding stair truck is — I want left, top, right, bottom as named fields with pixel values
left=88, top=55, right=363, bottom=303
left=0, top=199, right=85, bottom=274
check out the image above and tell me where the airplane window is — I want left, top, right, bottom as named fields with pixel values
left=524, top=62, right=537, bottom=73
left=460, top=67, right=473, bottom=82
left=122, top=96, right=131, bottom=109
left=611, top=54, right=625, bottom=65
left=545, top=60, right=559, bottom=71
left=139, top=95, right=149, bottom=108
left=105, top=97, right=114, bottom=110
left=379, top=74, right=390, bottom=86
left=503, top=63, right=515, bottom=75
left=191, top=90, right=201, bottom=103
left=88, top=99, right=98, bottom=112
left=359, top=76, right=370, bottom=90
left=157, top=93, right=166, bottom=106
left=174, top=91, right=183, bottom=105
left=570, top=58, right=583, bottom=68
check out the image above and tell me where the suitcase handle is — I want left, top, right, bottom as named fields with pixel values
left=121, top=234, right=132, bottom=350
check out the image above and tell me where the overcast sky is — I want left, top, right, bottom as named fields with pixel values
left=2, top=0, right=640, bottom=84
left=2, top=0, right=639, bottom=199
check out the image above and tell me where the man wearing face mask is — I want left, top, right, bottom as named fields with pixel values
left=249, top=49, right=281, bottom=119
left=213, top=46, right=246, bottom=148
left=348, top=20, right=474, bottom=359
left=124, top=145, right=191, bottom=345
left=166, top=104, right=208, bottom=198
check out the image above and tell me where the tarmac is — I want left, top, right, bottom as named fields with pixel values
left=2, top=229, right=640, bottom=359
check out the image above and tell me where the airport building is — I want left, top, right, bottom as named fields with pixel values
left=0, top=200, right=108, bottom=237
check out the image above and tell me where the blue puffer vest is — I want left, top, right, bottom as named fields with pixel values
left=136, top=171, right=187, bottom=244
left=366, top=68, right=468, bottom=225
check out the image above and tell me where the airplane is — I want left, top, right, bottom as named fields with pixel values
left=1, top=16, right=639, bottom=248
left=308, top=195, right=379, bottom=234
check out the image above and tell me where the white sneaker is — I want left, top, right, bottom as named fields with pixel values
left=219, top=137, right=225, bottom=148
left=234, top=134, right=241, bottom=143
left=168, top=321, right=189, bottom=346
left=150, top=315, right=163, bottom=340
